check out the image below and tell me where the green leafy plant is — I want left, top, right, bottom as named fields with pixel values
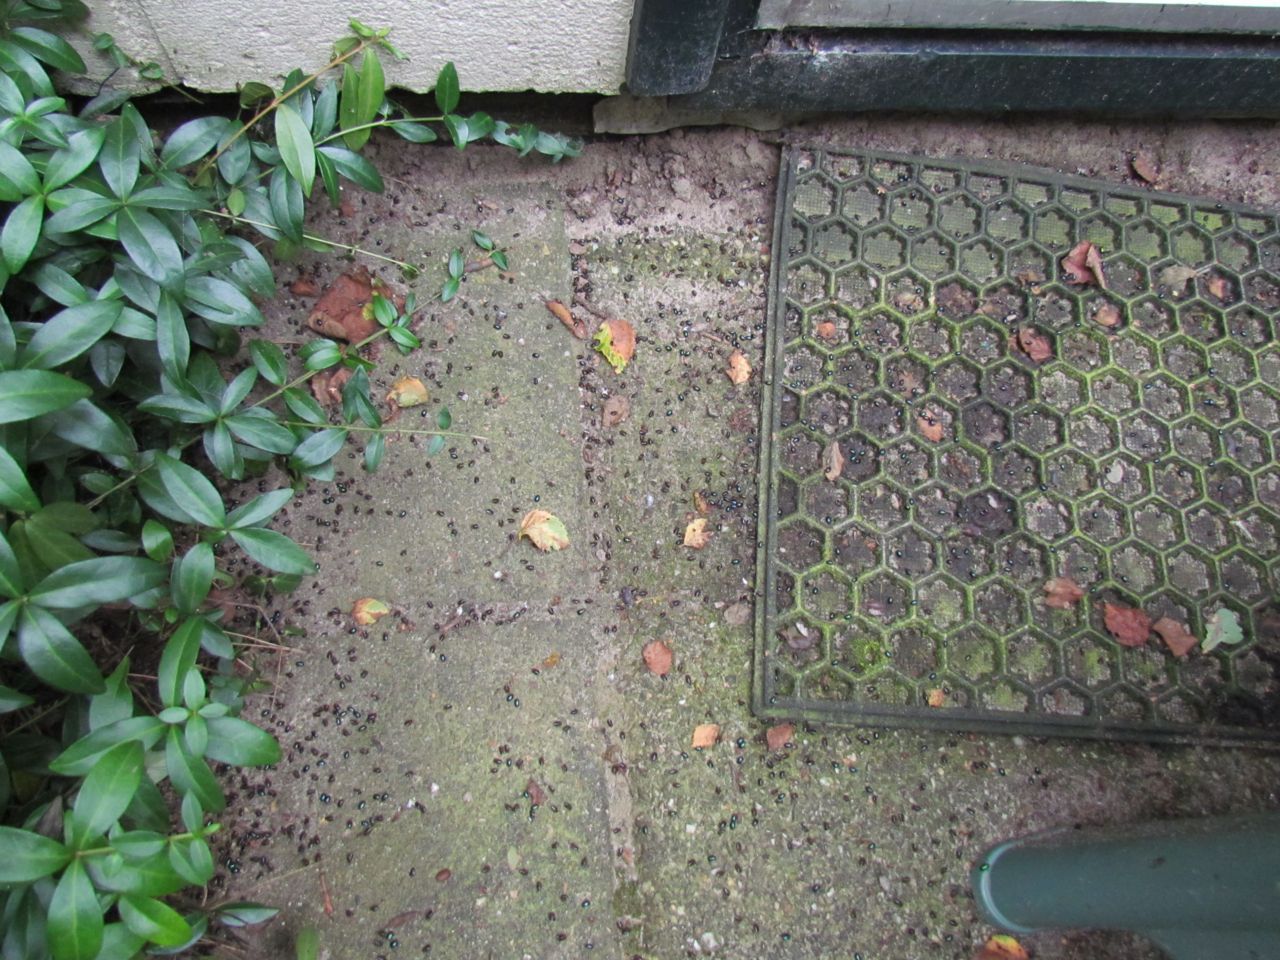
left=0, top=3, right=580, bottom=956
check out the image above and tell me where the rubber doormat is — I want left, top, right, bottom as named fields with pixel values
left=754, top=147, right=1280, bottom=745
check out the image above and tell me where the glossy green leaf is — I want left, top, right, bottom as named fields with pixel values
left=160, top=116, right=228, bottom=169
left=10, top=26, right=86, bottom=73
left=0, top=444, right=39, bottom=513
left=226, top=410, right=297, bottom=454
left=387, top=324, right=419, bottom=351
left=284, top=386, right=327, bottom=424
left=0, top=37, right=54, bottom=97
left=437, top=406, right=453, bottom=430
left=155, top=291, right=189, bottom=379
left=164, top=728, right=224, bottom=811
left=18, top=606, right=105, bottom=693
left=20, top=299, right=122, bottom=369
left=117, top=207, right=184, bottom=290
left=73, top=740, right=143, bottom=840
left=0, top=527, right=26, bottom=597
left=111, top=830, right=166, bottom=860
left=316, top=145, right=383, bottom=192
left=156, top=454, right=226, bottom=527
left=230, top=527, right=314, bottom=575
left=89, top=657, right=134, bottom=728
left=137, top=390, right=215, bottom=424
left=43, top=127, right=105, bottom=191
left=295, top=926, right=320, bottom=960
left=88, top=847, right=183, bottom=897
left=426, top=434, right=445, bottom=456
left=248, top=338, right=287, bottom=385
left=140, top=520, right=173, bottom=563
left=100, top=115, right=140, bottom=198
left=363, top=431, right=384, bottom=472
left=44, top=193, right=118, bottom=234
left=0, top=140, right=40, bottom=199
left=51, top=716, right=165, bottom=776
left=312, top=80, right=338, bottom=138
left=216, top=902, right=281, bottom=928
left=315, top=148, right=339, bottom=206
left=29, top=555, right=166, bottom=608
left=24, top=514, right=93, bottom=569
left=205, top=715, right=282, bottom=766
left=118, top=895, right=192, bottom=948
left=290, top=426, right=347, bottom=469
left=337, top=62, right=366, bottom=150
left=390, top=119, right=436, bottom=143
left=215, top=125, right=251, bottom=184
left=274, top=101, right=316, bottom=197
left=0, top=370, right=90, bottom=424
left=48, top=859, right=103, bottom=960
left=440, top=276, right=459, bottom=302
left=0, top=825, right=71, bottom=882
left=32, top=262, right=88, bottom=306
left=267, top=166, right=304, bottom=243
left=47, top=399, right=135, bottom=460
left=168, top=835, right=215, bottom=885
left=434, top=61, right=459, bottom=113
left=0, top=683, right=34, bottom=713
left=357, top=46, right=385, bottom=117
left=130, top=183, right=208, bottom=211
left=3, top=194, right=43, bottom=274
left=171, top=543, right=214, bottom=615
left=238, top=81, right=273, bottom=107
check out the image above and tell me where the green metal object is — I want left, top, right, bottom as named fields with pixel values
left=972, top=813, right=1280, bottom=959
left=754, top=146, right=1280, bottom=745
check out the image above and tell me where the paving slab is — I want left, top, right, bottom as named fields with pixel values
left=211, top=122, right=1280, bottom=960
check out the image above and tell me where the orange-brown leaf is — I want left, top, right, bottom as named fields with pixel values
left=691, top=723, right=720, bottom=749
left=1094, top=303, right=1122, bottom=328
left=1103, top=602, right=1152, bottom=648
left=727, top=350, right=751, bottom=385
left=386, top=376, right=429, bottom=408
left=642, top=640, right=673, bottom=677
left=1153, top=617, right=1197, bottom=657
left=310, top=365, right=352, bottom=408
left=926, top=688, right=946, bottom=708
left=917, top=414, right=945, bottom=443
left=976, top=934, right=1029, bottom=960
left=814, top=320, right=838, bottom=341
left=1043, top=576, right=1085, bottom=610
left=1131, top=153, right=1159, bottom=184
left=1013, top=327, right=1053, bottom=363
left=822, top=440, right=845, bottom=482
left=693, top=490, right=712, bottom=515
left=1061, top=241, right=1108, bottom=289
left=519, top=510, right=570, bottom=552
left=525, top=778, right=547, bottom=806
left=1205, top=274, right=1231, bottom=300
left=307, top=267, right=394, bottom=342
left=290, top=277, right=319, bottom=297
left=352, top=597, right=391, bottom=626
left=547, top=299, right=587, bottom=339
left=683, top=518, right=712, bottom=549
left=765, top=722, right=794, bottom=751
left=603, top=317, right=636, bottom=362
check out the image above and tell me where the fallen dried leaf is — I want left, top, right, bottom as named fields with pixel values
left=926, top=688, right=946, bottom=708
left=936, top=282, right=977, bottom=318
left=434, top=868, right=451, bottom=883
left=546, top=299, right=587, bottom=339
left=1103, top=602, right=1152, bottom=648
left=594, top=317, right=636, bottom=373
left=683, top=518, right=712, bottom=549
left=1013, top=327, right=1053, bottom=363
left=814, top=320, right=838, bottom=340
left=290, top=277, right=318, bottom=297
left=1061, top=241, right=1107, bottom=289
left=352, top=597, right=391, bottom=626
left=307, top=267, right=401, bottom=342
left=310, top=366, right=352, bottom=407
left=765, top=722, right=794, bottom=751
left=1158, top=264, right=1198, bottom=292
left=1203, top=607, right=1245, bottom=652
left=893, top=289, right=926, bottom=314
left=976, top=934, right=1029, bottom=960
left=540, top=651, right=561, bottom=670
left=727, top=350, right=751, bottom=385
left=1153, top=617, right=1197, bottom=657
left=602, top=395, right=630, bottom=427
left=642, top=640, right=673, bottom=677
left=724, top=601, right=751, bottom=626
left=693, top=490, right=712, bottom=514
left=1093, top=303, right=1122, bottom=328
left=1205, top=274, right=1231, bottom=300
left=1043, top=577, right=1085, bottom=610
left=822, top=440, right=845, bottom=482
left=525, top=778, right=547, bottom=806
left=917, top=414, right=945, bottom=443
left=1131, top=153, right=1160, bottom=184
left=519, top=510, right=570, bottom=552
left=691, top=723, right=720, bottom=749
left=386, top=376, right=429, bottom=408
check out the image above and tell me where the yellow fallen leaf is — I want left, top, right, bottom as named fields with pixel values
left=976, top=934, right=1029, bottom=960
left=684, top=518, right=712, bottom=549
left=927, top=688, right=946, bottom=708
left=386, top=376, right=429, bottom=408
left=519, top=509, right=570, bottom=552
left=726, top=350, right=751, bottom=385
left=352, top=597, right=391, bottom=626
left=822, top=440, right=844, bottom=482
left=691, top=723, right=720, bottom=749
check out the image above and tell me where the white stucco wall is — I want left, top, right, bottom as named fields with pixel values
left=74, top=0, right=633, bottom=94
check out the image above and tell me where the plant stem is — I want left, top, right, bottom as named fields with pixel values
left=280, top=421, right=488, bottom=441
left=312, top=114, right=444, bottom=147
left=196, top=37, right=375, bottom=179
left=203, top=210, right=420, bottom=272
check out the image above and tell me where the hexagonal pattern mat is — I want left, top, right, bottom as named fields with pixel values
left=754, top=147, right=1280, bottom=745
